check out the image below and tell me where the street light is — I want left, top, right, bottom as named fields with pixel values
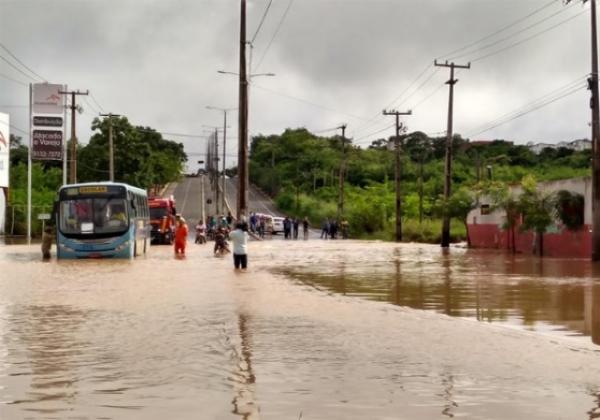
left=217, top=70, right=275, bottom=218
left=207, top=106, right=238, bottom=214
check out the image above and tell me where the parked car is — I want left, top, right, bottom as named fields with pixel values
left=272, top=216, right=285, bottom=234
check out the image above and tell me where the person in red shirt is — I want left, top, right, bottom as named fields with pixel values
left=174, top=217, right=188, bottom=256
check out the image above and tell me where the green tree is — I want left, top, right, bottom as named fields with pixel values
left=517, top=175, right=555, bottom=256
left=445, top=187, right=477, bottom=247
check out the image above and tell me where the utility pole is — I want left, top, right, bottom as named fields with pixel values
left=434, top=60, right=470, bottom=248
left=100, top=113, right=120, bottom=182
left=59, top=89, right=88, bottom=184
left=568, top=0, right=600, bottom=260
left=383, top=109, right=412, bottom=242
left=206, top=106, right=236, bottom=214
left=337, top=124, right=348, bottom=220
left=214, top=129, right=220, bottom=215
left=238, top=0, right=249, bottom=220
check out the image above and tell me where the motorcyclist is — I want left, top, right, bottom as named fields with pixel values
left=195, top=220, right=207, bottom=244
left=214, top=226, right=230, bottom=256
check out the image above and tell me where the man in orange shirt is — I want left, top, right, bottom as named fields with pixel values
left=174, top=217, right=188, bottom=256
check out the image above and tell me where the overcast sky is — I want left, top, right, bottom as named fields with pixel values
left=0, top=0, right=593, bottom=171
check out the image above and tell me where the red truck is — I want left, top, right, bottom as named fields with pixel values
left=149, top=196, right=177, bottom=244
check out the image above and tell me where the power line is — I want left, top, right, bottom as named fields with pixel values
left=252, top=83, right=371, bottom=121
left=439, top=0, right=563, bottom=60
left=353, top=67, right=442, bottom=138
left=0, top=55, right=38, bottom=82
left=470, top=10, right=586, bottom=63
left=251, top=0, right=273, bottom=44
left=0, top=72, right=28, bottom=86
left=0, top=42, right=46, bottom=81
left=475, top=75, right=587, bottom=128
left=254, top=0, right=295, bottom=71
left=353, top=123, right=395, bottom=145
left=449, top=0, right=578, bottom=62
left=353, top=0, right=568, bottom=139
left=89, top=92, right=105, bottom=114
left=83, top=96, right=101, bottom=115
left=352, top=64, right=436, bottom=136
left=466, top=82, right=587, bottom=138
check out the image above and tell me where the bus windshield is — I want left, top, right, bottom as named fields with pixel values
left=59, top=197, right=129, bottom=235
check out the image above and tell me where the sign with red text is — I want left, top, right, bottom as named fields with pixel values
left=30, top=83, right=66, bottom=161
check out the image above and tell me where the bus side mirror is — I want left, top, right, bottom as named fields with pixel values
left=131, top=199, right=136, bottom=210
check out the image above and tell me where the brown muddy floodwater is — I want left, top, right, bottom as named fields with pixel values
left=1, top=239, right=600, bottom=420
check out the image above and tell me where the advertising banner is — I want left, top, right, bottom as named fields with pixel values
left=0, top=113, right=9, bottom=188
left=32, top=130, right=63, bottom=160
left=32, top=83, right=64, bottom=115
left=31, top=83, right=66, bottom=161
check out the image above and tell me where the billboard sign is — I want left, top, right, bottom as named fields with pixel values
left=32, top=130, right=63, bottom=160
left=32, top=84, right=64, bottom=115
left=0, top=113, right=9, bottom=188
left=33, top=116, right=63, bottom=127
left=31, top=83, right=66, bottom=161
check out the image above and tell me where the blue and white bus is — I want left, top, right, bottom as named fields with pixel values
left=55, top=182, right=150, bottom=259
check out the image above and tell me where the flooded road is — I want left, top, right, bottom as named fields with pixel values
left=1, top=240, right=600, bottom=419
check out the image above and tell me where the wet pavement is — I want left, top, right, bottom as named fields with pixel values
left=1, top=239, right=600, bottom=419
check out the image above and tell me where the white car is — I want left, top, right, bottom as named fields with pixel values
left=272, top=216, right=285, bottom=234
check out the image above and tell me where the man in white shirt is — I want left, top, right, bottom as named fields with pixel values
left=228, top=222, right=261, bottom=269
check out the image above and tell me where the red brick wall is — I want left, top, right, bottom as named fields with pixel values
left=468, top=223, right=591, bottom=258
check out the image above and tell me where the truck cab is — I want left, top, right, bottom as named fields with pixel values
left=148, top=196, right=176, bottom=244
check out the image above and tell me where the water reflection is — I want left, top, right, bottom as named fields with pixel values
left=231, top=313, right=259, bottom=420
left=5, top=305, right=87, bottom=413
left=278, top=247, right=600, bottom=346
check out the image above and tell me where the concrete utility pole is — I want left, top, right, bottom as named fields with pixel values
left=214, top=129, right=220, bottom=215
left=567, top=0, right=600, bottom=260
left=434, top=60, right=470, bottom=248
left=207, top=106, right=237, bottom=214
left=337, top=124, right=348, bottom=219
left=59, top=89, right=88, bottom=184
left=99, top=113, right=120, bottom=182
left=238, top=0, right=249, bottom=220
left=383, top=109, right=412, bottom=242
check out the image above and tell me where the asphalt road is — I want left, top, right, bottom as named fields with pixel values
left=168, top=176, right=320, bottom=238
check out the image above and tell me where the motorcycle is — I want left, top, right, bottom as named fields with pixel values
left=195, top=225, right=207, bottom=244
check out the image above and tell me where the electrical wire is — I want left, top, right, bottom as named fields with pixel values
left=351, top=64, right=437, bottom=136
left=254, top=0, right=295, bottom=71
left=0, top=55, right=38, bottom=82
left=438, top=0, right=560, bottom=60
left=447, top=0, right=577, bottom=61
left=0, top=42, right=46, bottom=81
left=353, top=123, right=395, bottom=145
left=470, top=10, right=587, bottom=63
left=251, top=0, right=273, bottom=44
left=252, top=83, right=371, bottom=121
left=0, top=72, right=28, bottom=86
left=89, top=92, right=105, bottom=114
left=83, top=97, right=101, bottom=115
left=465, top=82, right=587, bottom=138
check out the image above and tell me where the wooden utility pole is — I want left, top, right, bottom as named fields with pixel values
left=434, top=60, right=470, bottom=248
left=100, top=113, right=120, bottom=182
left=59, top=89, right=88, bottom=183
left=238, top=0, right=249, bottom=220
left=337, top=124, right=348, bottom=219
left=383, top=109, right=412, bottom=242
